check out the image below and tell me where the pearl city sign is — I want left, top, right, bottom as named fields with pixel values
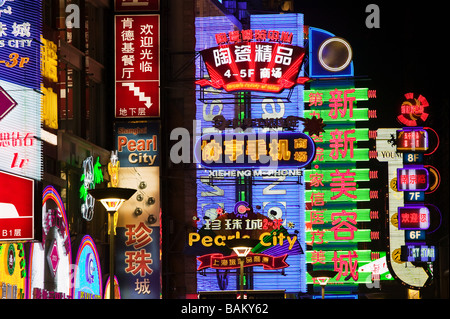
left=196, top=29, right=309, bottom=93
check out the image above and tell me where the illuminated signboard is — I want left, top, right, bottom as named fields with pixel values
left=28, top=186, right=72, bottom=299
left=0, top=243, right=26, bottom=299
left=197, top=131, right=315, bottom=169
left=115, top=0, right=160, bottom=11
left=115, top=14, right=160, bottom=118
left=397, top=92, right=429, bottom=127
left=401, top=245, right=436, bottom=263
left=304, top=68, right=375, bottom=290
left=114, top=121, right=161, bottom=299
left=188, top=201, right=301, bottom=254
left=396, top=128, right=428, bottom=153
left=397, top=167, right=429, bottom=192
left=397, top=206, right=430, bottom=230
left=0, top=0, right=42, bottom=90
left=73, top=235, right=102, bottom=299
left=197, top=253, right=289, bottom=271
left=195, top=14, right=240, bottom=291
left=0, top=170, right=35, bottom=241
left=196, top=27, right=308, bottom=93
left=0, top=80, right=43, bottom=181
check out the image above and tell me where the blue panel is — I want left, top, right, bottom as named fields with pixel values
left=250, top=13, right=306, bottom=293
left=309, top=27, right=354, bottom=78
left=0, top=0, right=42, bottom=89
left=195, top=15, right=239, bottom=292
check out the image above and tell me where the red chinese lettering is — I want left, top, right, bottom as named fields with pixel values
left=330, top=210, right=358, bottom=240
left=125, top=222, right=153, bottom=249
left=330, top=169, right=357, bottom=200
left=125, top=249, right=153, bottom=277
left=332, top=250, right=359, bottom=281
left=329, top=129, right=355, bottom=160
left=328, top=88, right=355, bottom=119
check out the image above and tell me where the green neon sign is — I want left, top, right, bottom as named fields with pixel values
left=306, top=108, right=370, bottom=122
left=305, top=209, right=371, bottom=223
left=304, top=88, right=370, bottom=103
left=306, top=229, right=372, bottom=243
left=305, top=188, right=371, bottom=203
left=304, top=169, right=370, bottom=183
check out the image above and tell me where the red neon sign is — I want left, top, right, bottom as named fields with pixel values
left=197, top=253, right=289, bottom=271
left=196, top=30, right=308, bottom=93
left=397, top=92, right=429, bottom=126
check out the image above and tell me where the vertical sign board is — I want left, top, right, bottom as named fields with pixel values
left=115, top=14, right=160, bottom=118
left=114, top=121, right=161, bottom=298
left=73, top=235, right=103, bottom=299
left=0, top=0, right=43, bottom=182
left=304, top=28, right=375, bottom=292
left=194, top=14, right=240, bottom=291
left=0, top=243, right=27, bottom=299
left=249, top=13, right=307, bottom=293
left=28, top=186, right=72, bottom=299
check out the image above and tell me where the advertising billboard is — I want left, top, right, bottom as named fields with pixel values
left=114, top=121, right=161, bottom=298
left=115, top=14, right=160, bottom=118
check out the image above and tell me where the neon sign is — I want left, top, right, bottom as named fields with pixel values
left=401, top=245, right=435, bottom=262
left=397, top=167, right=429, bottom=192
left=397, top=93, right=429, bottom=127
left=396, top=128, right=428, bottom=153
left=197, top=131, right=315, bottom=169
left=398, top=206, right=430, bottom=230
left=197, top=253, right=288, bottom=271
left=0, top=0, right=42, bottom=89
left=196, top=29, right=308, bottom=93
left=73, top=235, right=102, bottom=299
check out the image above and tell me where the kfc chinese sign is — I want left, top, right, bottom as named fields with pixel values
left=196, top=29, right=308, bottom=93
left=115, top=15, right=160, bottom=118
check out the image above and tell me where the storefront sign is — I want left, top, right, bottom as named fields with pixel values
left=115, top=14, right=160, bottom=118
left=0, top=170, right=35, bottom=241
left=28, top=186, right=72, bottom=299
left=397, top=92, right=429, bottom=127
left=401, top=245, right=435, bottom=262
left=0, top=80, right=43, bottom=181
left=398, top=206, right=430, bottom=230
left=397, top=166, right=429, bottom=192
left=197, top=253, right=289, bottom=271
left=116, top=121, right=160, bottom=167
left=0, top=243, right=26, bottom=299
left=0, top=0, right=42, bottom=89
left=73, top=235, right=102, bottom=299
left=196, top=29, right=307, bottom=93
left=197, top=131, right=315, bottom=169
left=396, top=128, right=428, bottom=153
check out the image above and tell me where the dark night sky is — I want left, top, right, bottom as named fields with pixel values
left=295, top=0, right=449, bottom=238
left=294, top=0, right=449, bottom=126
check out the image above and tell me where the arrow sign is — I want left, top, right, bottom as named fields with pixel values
left=122, top=82, right=153, bottom=109
left=0, top=86, right=18, bottom=121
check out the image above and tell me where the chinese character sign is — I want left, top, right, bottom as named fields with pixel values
left=115, top=15, right=160, bottom=118
left=197, top=42, right=306, bottom=93
left=0, top=0, right=42, bottom=89
left=115, top=222, right=160, bottom=299
left=197, top=131, right=315, bottom=169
